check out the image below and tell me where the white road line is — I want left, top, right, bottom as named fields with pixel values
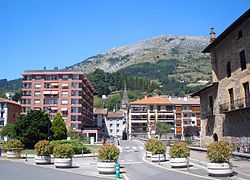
left=139, top=147, right=144, bottom=150
left=132, top=147, right=136, bottom=150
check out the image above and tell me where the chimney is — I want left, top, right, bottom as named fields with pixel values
left=210, top=27, right=215, bottom=42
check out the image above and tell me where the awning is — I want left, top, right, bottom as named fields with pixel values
left=51, top=91, right=58, bottom=95
left=62, top=84, right=68, bottom=87
left=44, top=91, right=51, bottom=95
left=51, top=82, right=59, bottom=86
left=61, top=107, right=68, bottom=111
left=51, top=107, right=58, bottom=110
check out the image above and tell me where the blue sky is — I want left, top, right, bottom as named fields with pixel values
left=0, top=0, right=249, bottom=80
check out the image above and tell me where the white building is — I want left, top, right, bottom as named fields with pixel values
left=106, top=111, right=126, bottom=138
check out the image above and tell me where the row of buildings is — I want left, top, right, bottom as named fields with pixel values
left=1, top=9, right=249, bottom=151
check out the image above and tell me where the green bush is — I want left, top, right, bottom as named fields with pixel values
left=3, top=139, right=23, bottom=152
left=53, top=144, right=74, bottom=158
left=34, top=140, right=53, bottom=156
left=170, top=141, right=190, bottom=158
left=144, top=139, right=166, bottom=154
left=207, top=140, right=233, bottom=163
left=98, top=144, right=120, bottom=162
left=50, top=140, right=90, bottom=154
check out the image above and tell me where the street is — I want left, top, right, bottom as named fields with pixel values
left=0, top=159, right=109, bottom=180
left=119, top=139, right=209, bottom=180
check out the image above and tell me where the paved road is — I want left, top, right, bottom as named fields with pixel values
left=120, top=139, right=208, bottom=180
left=0, top=160, right=109, bottom=180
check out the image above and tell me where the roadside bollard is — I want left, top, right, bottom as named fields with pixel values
left=187, top=157, right=189, bottom=172
left=25, top=153, right=27, bottom=162
left=115, top=162, right=120, bottom=179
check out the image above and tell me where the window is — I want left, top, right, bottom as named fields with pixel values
left=240, top=50, right=246, bottom=70
left=72, top=75, right=80, bottom=80
left=110, top=123, right=113, bottom=127
left=62, top=75, right=69, bottom=80
left=226, top=62, right=231, bottom=77
left=209, top=95, right=213, bottom=113
left=34, top=91, right=41, bottom=96
left=228, top=88, right=234, bottom=110
left=34, top=99, right=41, bottom=105
left=34, top=84, right=41, bottom=89
left=35, top=75, right=42, bottom=80
left=62, top=83, right=69, bottom=89
left=71, top=99, right=79, bottom=104
left=61, top=91, right=69, bottom=97
left=61, top=100, right=68, bottom=105
left=243, top=82, right=250, bottom=106
left=238, top=30, right=243, bottom=39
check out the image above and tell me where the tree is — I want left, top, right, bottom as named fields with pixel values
left=0, top=123, right=16, bottom=138
left=156, top=122, right=171, bottom=138
left=183, top=126, right=200, bottom=139
left=51, top=113, right=67, bottom=141
left=14, top=110, right=51, bottom=148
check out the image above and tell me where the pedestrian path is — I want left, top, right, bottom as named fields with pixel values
left=124, top=146, right=144, bottom=152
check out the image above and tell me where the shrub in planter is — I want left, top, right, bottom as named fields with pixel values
left=207, top=140, right=233, bottom=176
left=34, top=140, right=53, bottom=164
left=170, top=141, right=190, bottom=168
left=53, top=144, right=74, bottom=168
left=50, top=140, right=90, bottom=154
left=150, top=139, right=166, bottom=162
left=4, top=139, right=23, bottom=158
left=144, top=139, right=157, bottom=157
left=97, top=144, right=120, bottom=174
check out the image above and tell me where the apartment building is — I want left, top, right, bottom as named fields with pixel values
left=192, top=9, right=250, bottom=148
left=171, top=97, right=200, bottom=139
left=0, top=98, right=21, bottom=141
left=106, top=111, right=126, bottom=138
left=128, top=96, right=175, bottom=139
left=21, top=69, right=95, bottom=132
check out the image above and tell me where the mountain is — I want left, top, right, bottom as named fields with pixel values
left=67, top=35, right=211, bottom=81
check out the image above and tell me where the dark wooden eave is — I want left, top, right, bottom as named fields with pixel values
left=191, top=82, right=218, bottom=97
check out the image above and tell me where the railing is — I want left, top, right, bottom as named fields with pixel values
left=220, top=97, right=250, bottom=113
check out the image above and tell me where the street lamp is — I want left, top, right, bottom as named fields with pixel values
left=47, top=106, right=51, bottom=141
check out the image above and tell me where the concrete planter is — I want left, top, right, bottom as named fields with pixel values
left=6, top=150, right=21, bottom=158
left=151, top=154, right=166, bottom=162
left=97, top=162, right=116, bottom=174
left=54, top=158, right=72, bottom=168
left=170, top=158, right=187, bottom=168
left=35, top=155, right=51, bottom=164
left=146, top=151, right=152, bottom=158
left=207, top=163, right=233, bottom=176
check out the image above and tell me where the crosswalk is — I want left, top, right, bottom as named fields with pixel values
left=124, top=146, right=144, bottom=152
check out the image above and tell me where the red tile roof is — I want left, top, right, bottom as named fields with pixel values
left=129, top=96, right=173, bottom=105
left=93, top=108, right=107, bottom=115
left=107, top=111, right=124, bottom=118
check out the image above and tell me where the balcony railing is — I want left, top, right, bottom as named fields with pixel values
left=220, top=97, right=250, bottom=113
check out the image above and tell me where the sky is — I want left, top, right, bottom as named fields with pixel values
left=0, top=0, right=249, bottom=80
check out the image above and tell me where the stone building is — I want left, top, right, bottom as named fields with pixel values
left=192, top=9, right=250, bottom=149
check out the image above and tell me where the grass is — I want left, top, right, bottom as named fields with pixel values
left=22, top=149, right=36, bottom=155
left=83, top=144, right=100, bottom=153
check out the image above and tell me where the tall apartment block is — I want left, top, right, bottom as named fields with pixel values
left=21, top=70, right=95, bottom=132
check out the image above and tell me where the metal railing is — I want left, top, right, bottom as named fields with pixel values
left=220, top=97, right=250, bottom=113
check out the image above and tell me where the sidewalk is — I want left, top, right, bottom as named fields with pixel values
left=190, top=150, right=250, bottom=179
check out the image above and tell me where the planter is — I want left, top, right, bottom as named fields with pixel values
left=6, top=150, right=21, bottom=158
left=151, top=154, right=166, bottom=162
left=35, top=155, right=51, bottom=164
left=146, top=151, right=152, bottom=158
left=207, top=163, right=233, bottom=176
left=97, top=162, right=116, bottom=174
left=54, top=158, right=72, bottom=168
left=170, top=158, right=187, bottom=168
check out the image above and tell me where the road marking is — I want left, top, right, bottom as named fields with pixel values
left=125, top=147, right=130, bottom=150
left=142, top=156, right=217, bottom=180
left=122, top=173, right=130, bottom=180
left=132, top=147, right=136, bottom=150
left=139, top=147, right=144, bottom=150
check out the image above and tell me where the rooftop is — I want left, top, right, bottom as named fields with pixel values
left=93, top=108, right=107, bottom=115
left=0, top=98, right=21, bottom=106
left=107, top=111, right=124, bottom=118
left=170, top=97, right=200, bottom=105
left=129, top=96, right=173, bottom=105
left=203, top=9, right=250, bottom=53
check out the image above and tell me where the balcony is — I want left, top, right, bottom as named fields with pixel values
left=220, top=97, right=250, bottom=113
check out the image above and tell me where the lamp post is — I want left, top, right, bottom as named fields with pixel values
left=47, top=106, right=51, bottom=141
